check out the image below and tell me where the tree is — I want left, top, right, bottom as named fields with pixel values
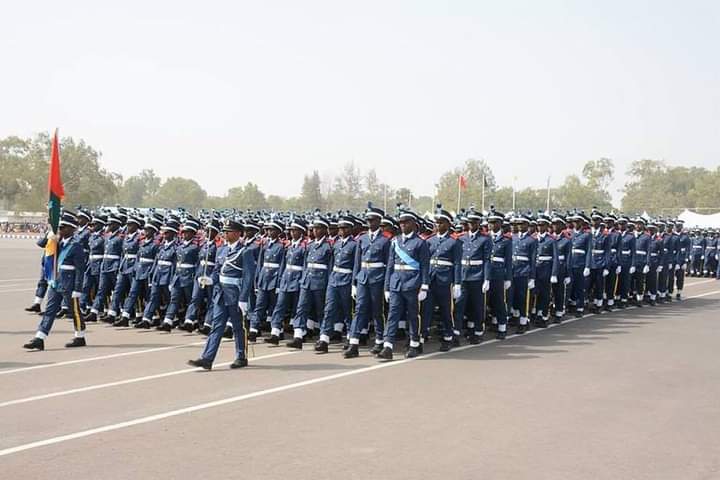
left=119, top=169, right=161, bottom=206
left=435, top=158, right=496, bottom=212
left=328, top=162, right=364, bottom=210
left=300, top=170, right=324, bottom=210
left=365, top=169, right=384, bottom=207
left=226, top=182, right=268, bottom=211
left=155, top=177, right=207, bottom=210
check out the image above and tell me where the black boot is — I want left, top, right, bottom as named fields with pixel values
left=314, top=340, right=329, bottom=353
left=187, top=358, right=212, bottom=370
left=468, top=333, right=483, bottom=345
left=369, top=342, right=384, bottom=355
left=359, top=334, right=368, bottom=346
left=223, top=326, right=233, bottom=339
left=405, top=346, right=421, bottom=358
left=25, top=303, right=41, bottom=313
left=376, top=346, right=393, bottom=361
left=198, top=324, right=211, bottom=335
left=264, top=335, right=280, bottom=346
left=439, top=340, right=452, bottom=352
left=496, top=331, right=507, bottom=340
left=248, top=330, right=258, bottom=343
left=230, top=357, right=248, bottom=369
left=65, top=337, right=86, bottom=348
left=534, top=318, right=548, bottom=328
left=156, top=322, right=172, bottom=332
left=343, top=344, right=359, bottom=358
left=23, top=337, right=44, bottom=351
left=517, top=324, right=528, bottom=334
left=136, top=319, right=152, bottom=329
left=113, top=317, right=129, bottom=327
left=286, top=337, right=303, bottom=349
left=56, top=308, right=67, bottom=319
left=84, top=311, right=98, bottom=322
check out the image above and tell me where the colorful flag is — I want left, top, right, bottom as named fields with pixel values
left=458, top=175, right=468, bottom=190
left=43, top=130, right=64, bottom=285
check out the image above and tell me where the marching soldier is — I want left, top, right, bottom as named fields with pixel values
left=510, top=213, right=537, bottom=333
left=534, top=213, right=558, bottom=327
left=186, top=217, right=221, bottom=333
left=551, top=213, right=571, bottom=322
left=25, top=231, right=53, bottom=314
left=704, top=230, right=717, bottom=277
left=86, top=212, right=124, bottom=322
left=631, top=217, right=651, bottom=307
left=107, top=214, right=142, bottom=324
left=568, top=211, right=592, bottom=317
left=664, top=220, right=680, bottom=300
left=603, top=213, right=621, bottom=310
left=657, top=219, right=673, bottom=302
left=690, top=229, right=705, bottom=276
left=23, top=211, right=87, bottom=350
left=588, top=210, right=611, bottom=314
left=674, top=219, right=690, bottom=299
left=123, top=217, right=161, bottom=325
left=616, top=216, right=636, bottom=308
left=486, top=208, right=512, bottom=339
left=248, top=216, right=285, bottom=340
left=646, top=221, right=663, bottom=305
left=81, top=214, right=106, bottom=316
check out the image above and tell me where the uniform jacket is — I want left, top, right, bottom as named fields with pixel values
left=329, top=236, right=356, bottom=288
left=100, top=230, right=123, bottom=273
left=633, top=232, right=651, bottom=267
left=86, top=231, right=105, bottom=275
left=489, top=231, right=513, bottom=281
left=300, top=237, right=333, bottom=291
left=255, top=238, right=285, bottom=291
left=458, top=231, right=489, bottom=283
left=195, top=239, right=218, bottom=279
left=213, top=241, right=244, bottom=306
left=54, top=237, right=86, bottom=293
left=135, top=236, right=159, bottom=281
left=535, top=232, right=559, bottom=280
left=171, top=239, right=200, bottom=288
left=554, top=232, right=572, bottom=278
left=569, top=229, right=592, bottom=270
left=589, top=228, right=611, bottom=270
left=677, top=232, right=691, bottom=264
left=385, top=232, right=430, bottom=292
left=617, top=231, right=636, bottom=267
left=120, top=230, right=141, bottom=275
left=512, top=232, right=537, bottom=278
left=151, top=239, right=177, bottom=286
left=240, top=235, right=261, bottom=302
left=279, top=239, right=307, bottom=293
left=353, top=230, right=391, bottom=286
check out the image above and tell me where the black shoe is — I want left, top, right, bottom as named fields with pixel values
left=574, top=310, right=584, bottom=318
left=343, top=345, right=359, bottom=358
left=369, top=343, right=384, bottom=355
left=405, top=346, right=421, bottom=358
left=156, top=322, right=172, bottom=332
left=617, top=302, right=627, bottom=309
left=102, top=314, right=115, bottom=324
left=496, top=331, right=507, bottom=340
left=56, top=308, right=67, bottom=319
left=552, top=316, right=562, bottom=324
left=329, top=331, right=342, bottom=342
left=264, top=335, right=280, bottom=346
left=666, top=296, right=673, bottom=303
left=25, top=303, right=41, bottom=313
left=65, top=337, right=86, bottom=348
left=439, top=341, right=451, bottom=352
left=517, top=324, right=528, bottom=334
left=199, top=324, right=211, bottom=335
left=113, top=317, right=129, bottom=327
left=341, top=338, right=350, bottom=350
left=187, top=358, right=212, bottom=370
left=230, top=357, right=248, bottom=369
left=649, top=299, right=656, bottom=306
left=223, top=326, right=233, bottom=339
left=396, top=329, right=407, bottom=340
left=676, top=293, right=681, bottom=301
left=534, top=319, right=548, bottom=328
left=84, top=312, right=98, bottom=322
left=469, top=333, right=483, bottom=345
left=452, top=335, right=462, bottom=347
left=136, top=319, right=151, bottom=329
left=248, top=330, right=258, bottom=343
left=23, top=337, right=44, bottom=350
left=376, top=346, right=393, bottom=361
left=286, top=337, right=303, bottom=349
left=314, top=340, right=329, bottom=353
left=359, top=334, right=368, bottom=346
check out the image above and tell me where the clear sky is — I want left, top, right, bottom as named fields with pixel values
left=2, top=0, right=719, bottom=203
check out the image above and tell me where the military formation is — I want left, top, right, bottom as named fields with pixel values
left=21, top=203, right=718, bottom=370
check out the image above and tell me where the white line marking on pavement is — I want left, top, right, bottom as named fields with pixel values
left=0, top=351, right=299, bottom=408
left=0, top=278, right=38, bottom=283
left=0, top=288, right=35, bottom=294
left=0, top=288, right=717, bottom=458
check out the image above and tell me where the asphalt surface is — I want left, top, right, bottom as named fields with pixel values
left=1, top=239, right=719, bottom=479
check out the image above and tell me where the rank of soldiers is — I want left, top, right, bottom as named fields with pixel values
left=22, top=203, right=718, bottom=370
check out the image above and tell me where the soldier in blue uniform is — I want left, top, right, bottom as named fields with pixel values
left=315, top=215, right=357, bottom=353
left=615, top=216, right=636, bottom=308
left=453, top=207, right=490, bottom=345
left=226, top=218, right=261, bottom=339
left=674, top=219, right=690, bottom=299
left=690, top=229, right=705, bottom=276
left=248, top=216, right=285, bottom=340
left=664, top=220, right=680, bottom=300
left=486, top=208, right=513, bottom=339
left=158, top=217, right=200, bottom=331
left=25, top=231, right=53, bottom=314
left=602, top=213, right=621, bottom=310
left=510, top=213, right=537, bottom=333
left=187, top=217, right=248, bottom=370
left=646, top=221, right=663, bottom=305
left=377, top=208, right=429, bottom=361
left=533, top=213, right=559, bottom=327
left=704, top=230, right=717, bottom=277
left=107, top=214, right=142, bottom=325
left=187, top=217, right=221, bottom=333
left=265, top=218, right=307, bottom=345
left=80, top=214, right=106, bottom=316
left=23, top=211, right=87, bottom=350
left=137, top=218, right=179, bottom=328
left=657, top=219, right=674, bottom=302
left=86, top=212, right=124, bottom=322
left=631, top=217, right=651, bottom=307
left=124, top=217, right=161, bottom=324
left=588, top=210, right=611, bottom=314
left=345, top=205, right=390, bottom=358
left=286, top=216, right=333, bottom=349
left=551, top=213, right=571, bottom=322
left=568, top=211, right=592, bottom=317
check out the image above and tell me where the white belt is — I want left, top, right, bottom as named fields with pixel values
left=621, top=250, right=631, bottom=255
left=178, top=263, right=195, bottom=269
left=611, top=248, right=617, bottom=253
left=460, top=259, right=482, bottom=266
left=103, top=254, right=120, bottom=260
left=572, top=249, right=585, bottom=254
left=219, top=275, right=241, bottom=286
left=286, top=265, right=303, bottom=271
left=308, top=263, right=327, bottom=270
left=433, top=259, right=455, bottom=266
left=650, top=253, right=658, bottom=257
left=491, top=257, right=505, bottom=263
left=90, top=254, right=104, bottom=260
left=592, top=249, right=605, bottom=254
left=124, top=254, right=137, bottom=259
left=200, top=260, right=215, bottom=266
left=513, top=255, right=529, bottom=262
left=157, top=260, right=173, bottom=266
left=140, top=257, right=155, bottom=263
left=693, top=245, right=703, bottom=249
left=361, top=261, right=385, bottom=269
left=394, top=264, right=419, bottom=271
left=538, top=255, right=553, bottom=261
left=680, top=248, right=686, bottom=252
left=636, top=250, right=647, bottom=255
left=59, top=265, right=75, bottom=271
left=263, top=262, right=281, bottom=269
left=558, top=255, right=565, bottom=261
left=333, top=266, right=353, bottom=274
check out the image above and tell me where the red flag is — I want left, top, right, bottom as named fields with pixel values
left=458, top=175, right=467, bottom=190
left=48, top=130, right=64, bottom=200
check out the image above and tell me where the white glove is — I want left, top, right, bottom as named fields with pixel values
left=504, top=280, right=511, bottom=290
left=564, top=277, right=571, bottom=285
left=238, top=302, right=248, bottom=315
left=47, top=231, right=57, bottom=242
left=675, top=264, right=681, bottom=271
left=418, top=290, right=427, bottom=302
left=275, top=288, right=280, bottom=294
left=629, top=266, right=636, bottom=274
left=603, top=269, right=609, bottom=277
left=71, top=291, right=82, bottom=298
left=384, top=291, right=390, bottom=302
left=482, top=280, right=490, bottom=293
left=643, top=265, right=650, bottom=274
left=550, top=275, right=558, bottom=284
left=616, top=266, right=622, bottom=274
left=583, top=268, right=590, bottom=277
left=528, top=279, right=535, bottom=290
left=452, top=284, right=462, bottom=299
left=351, top=285, right=357, bottom=299
left=701, top=256, right=705, bottom=260
left=657, top=265, right=663, bottom=272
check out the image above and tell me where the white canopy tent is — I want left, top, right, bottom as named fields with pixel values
left=677, top=209, right=720, bottom=228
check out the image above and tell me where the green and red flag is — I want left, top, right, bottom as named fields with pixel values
left=43, top=130, right=64, bottom=284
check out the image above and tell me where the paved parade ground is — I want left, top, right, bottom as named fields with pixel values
left=1, top=240, right=719, bottom=479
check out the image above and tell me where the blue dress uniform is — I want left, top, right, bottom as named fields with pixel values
left=674, top=223, right=691, bottom=297
left=237, top=227, right=261, bottom=328
left=108, top=225, right=141, bottom=319
left=454, top=228, right=490, bottom=341
left=162, top=236, right=200, bottom=328
left=487, top=221, right=513, bottom=336
left=616, top=225, right=636, bottom=305
left=690, top=232, right=705, bottom=276
left=319, top=227, right=356, bottom=345
left=510, top=226, right=537, bottom=328
left=268, top=234, right=307, bottom=340
left=25, top=213, right=87, bottom=350
left=123, top=229, right=160, bottom=320
left=289, top=223, right=333, bottom=343
left=139, top=226, right=178, bottom=327
left=81, top=226, right=105, bottom=312
left=551, top=220, right=572, bottom=321
left=348, top=227, right=391, bottom=348
left=588, top=225, right=611, bottom=311
left=534, top=228, right=559, bottom=324
left=197, top=236, right=248, bottom=367
left=658, top=227, right=674, bottom=299
left=631, top=225, right=652, bottom=303
left=90, top=220, right=123, bottom=317
left=568, top=218, right=592, bottom=315
left=383, top=225, right=430, bottom=355
left=665, top=227, right=680, bottom=297
left=250, top=233, right=285, bottom=336
left=185, top=231, right=219, bottom=331
left=28, top=233, right=51, bottom=310
left=603, top=222, right=621, bottom=307
left=646, top=228, right=663, bottom=303
left=704, top=234, right=718, bottom=277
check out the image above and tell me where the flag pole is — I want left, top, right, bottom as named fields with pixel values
left=456, top=175, right=461, bottom=213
